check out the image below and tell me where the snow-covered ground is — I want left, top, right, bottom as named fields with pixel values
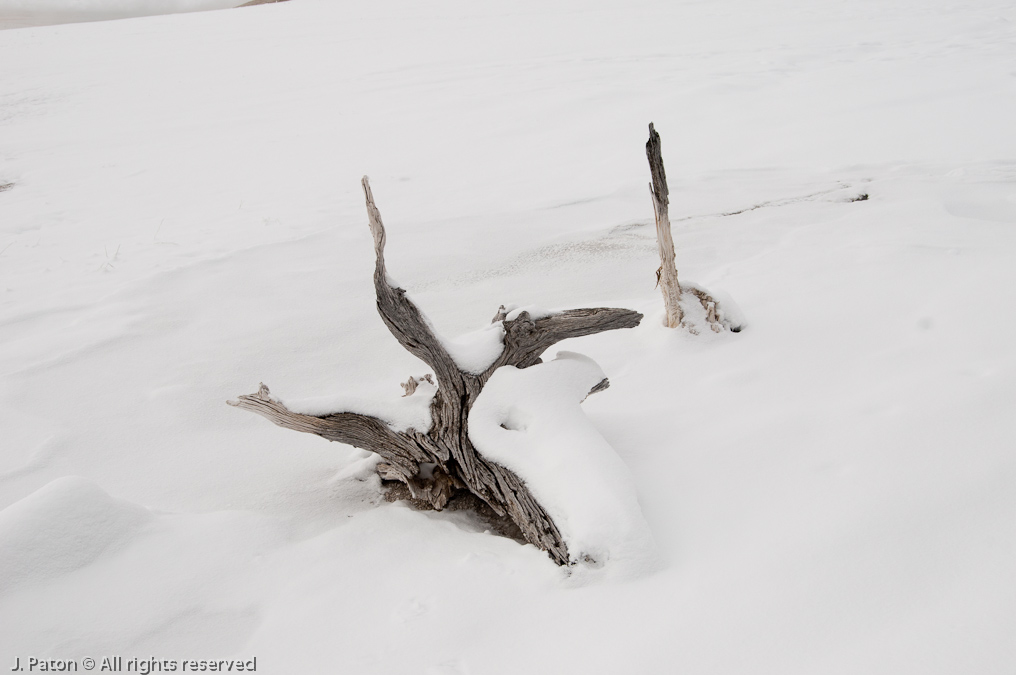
left=1, top=0, right=1015, bottom=672
left=0, top=0, right=239, bottom=30
left=0, top=0, right=238, bottom=30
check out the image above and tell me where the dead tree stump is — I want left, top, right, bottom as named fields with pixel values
left=230, top=177, right=642, bottom=565
left=647, top=122, right=730, bottom=333
left=647, top=122, right=685, bottom=329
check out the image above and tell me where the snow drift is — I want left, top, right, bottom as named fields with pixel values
left=0, top=477, right=151, bottom=594
left=1, top=0, right=1015, bottom=671
left=470, top=351, right=655, bottom=570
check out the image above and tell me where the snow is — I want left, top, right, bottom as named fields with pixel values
left=469, top=351, right=655, bottom=571
left=0, top=0, right=238, bottom=30
left=503, top=304, right=554, bottom=322
left=0, top=477, right=151, bottom=593
left=1, top=0, right=1016, bottom=672
left=283, top=379, right=435, bottom=433
left=680, top=279, right=747, bottom=330
left=441, top=321, right=506, bottom=375
left=438, top=304, right=560, bottom=375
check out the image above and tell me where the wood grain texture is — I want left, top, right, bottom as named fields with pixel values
left=647, top=122, right=684, bottom=328
left=646, top=123, right=735, bottom=334
left=230, top=177, right=644, bottom=565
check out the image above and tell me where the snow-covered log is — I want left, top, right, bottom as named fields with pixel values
left=230, top=177, right=642, bottom=565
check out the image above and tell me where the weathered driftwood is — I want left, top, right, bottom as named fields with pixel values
left=647, top=122, right=685, bottom=329
left=646, top=123, right=728, bottom=333
left=230, top=177, right=642, bottom=565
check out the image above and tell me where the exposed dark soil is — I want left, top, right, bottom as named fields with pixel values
left=381, top=480, right=528, bottom=544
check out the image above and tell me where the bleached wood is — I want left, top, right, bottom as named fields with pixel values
left=646, top=123, right=684, bottom=328
left=401, top=374, right=433, bottom=397
left=685, top=286, right=724, bottom=333
left=646, top=123, right=737, bottom=334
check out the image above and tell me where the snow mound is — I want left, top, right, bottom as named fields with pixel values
left=441, top=305, right=563, bottom=374
left=502, top=304, right=555, bottom=321
left=284, top=379, right=437, bottom=433
left=676, top=280, right=747, bottom=333
left=442, top=322, right=506, bottom=375
left=0, top=477, right=152, bottom=595
left=687, top=283, right=747, bottom=331
left=469, top=352, right=655, bottom=570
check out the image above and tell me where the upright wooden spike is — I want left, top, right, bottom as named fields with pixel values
left=646, top=123, right=684, bottom=328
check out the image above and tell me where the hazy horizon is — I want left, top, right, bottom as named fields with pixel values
left=0, top=0, right=238, bottom=30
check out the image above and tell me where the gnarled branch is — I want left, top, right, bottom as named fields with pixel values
left=231, top=177, right=643, bottom=565
left=490, top=307, right=643, bottom=373
left=228, top=383, right=431, bottom=475
left=364, top=177, right=461, bottom=393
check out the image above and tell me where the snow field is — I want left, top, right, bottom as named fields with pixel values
left=1, top=0, right=1015, bottom=672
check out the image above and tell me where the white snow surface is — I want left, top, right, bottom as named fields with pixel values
left=2, top=0, right=1016, bottom=672
left=0, top=0, right=238, bottom=30
left=283, top=379, right=435, bottom=433
left=503, top=304, right=554, bottom=322
left=441, top=321, right=506, bottom=375
left=0, top=476, right=152, bottom=593
left=470, top=352, right=655, bottom=571
left=680, top=279, right=747, bottom=330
